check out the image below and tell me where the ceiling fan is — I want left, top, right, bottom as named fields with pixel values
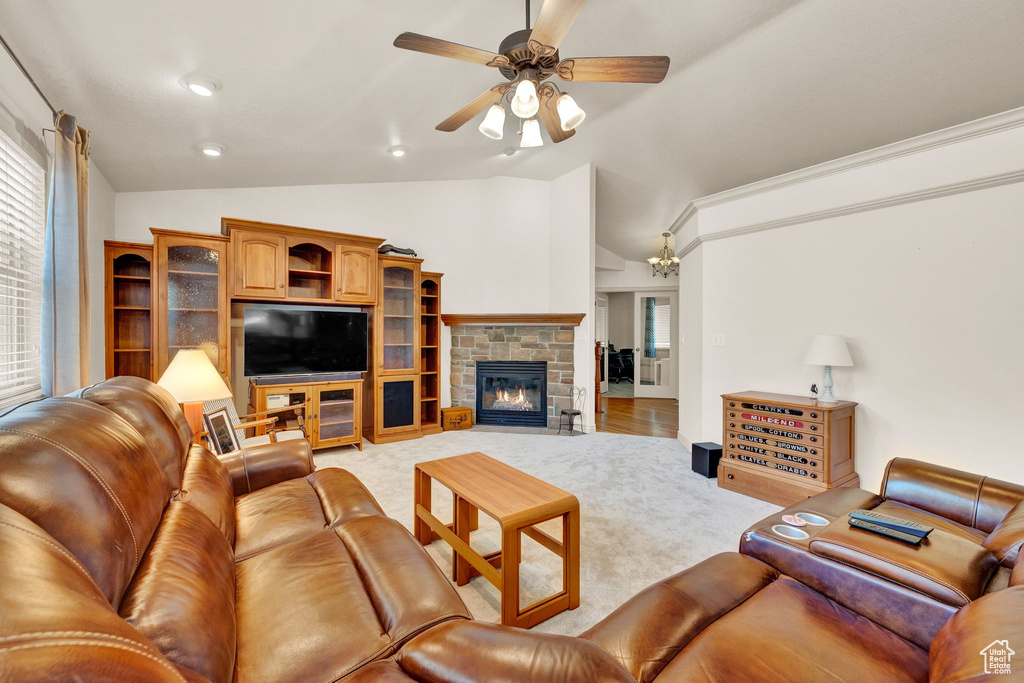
left=394, top=0, right=670, bottom=148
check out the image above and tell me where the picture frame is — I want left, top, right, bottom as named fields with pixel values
left=203, top=408, right=240, bottom=455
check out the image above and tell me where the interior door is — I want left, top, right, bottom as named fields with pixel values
left=633, top=292, right=677, bottom=398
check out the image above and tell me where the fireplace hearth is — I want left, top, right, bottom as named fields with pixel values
left=476, top=361, right=548, bottom=427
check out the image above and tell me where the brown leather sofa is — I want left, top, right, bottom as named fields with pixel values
left=1, top=376, right=1023, bottom=682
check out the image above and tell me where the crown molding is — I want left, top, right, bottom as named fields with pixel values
left=441, top=313, right=585, bottom=326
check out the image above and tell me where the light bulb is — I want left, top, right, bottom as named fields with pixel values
left=478, top=104, right=505, bottom=140
left=511, top=79, right=540, bottom=118
left=556, top=93, right=586, bottom=131
left=647, top=257, right=660, bottom=265
left=388, top=146, right=408, bottom=157
left=188, top=81, right=214, bottom=97
left=520, top=118, right=543, bottom=148
left=198, top=144, right=225, bottom=157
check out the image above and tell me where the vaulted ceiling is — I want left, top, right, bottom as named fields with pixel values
left=2, top=1, right=1023, bottom=260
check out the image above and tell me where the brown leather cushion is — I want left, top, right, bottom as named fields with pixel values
left=662, top=576, right=928, bottom=682
left=178, top=445, right=236, bottom=546
left=0, top=503, right=182, bottom=681
left=0, top=397, right=168, bottom=605
left=582, top=553, right=780, bottom=683
left=809, top=519, right=998, bottom=607
left=119, top=502, right=235, bottom=683
left=233, top=468, right=385, bottom=561
left=74, top=376, right=192, bottom=491
left=233, top=516, right=469, bottom=682
left=984, top=499, right=1024, bottom=567
left=930, top=585, right=1024, bottom=682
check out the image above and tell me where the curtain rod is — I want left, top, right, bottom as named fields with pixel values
left=0, top=31, right=58, bottom=121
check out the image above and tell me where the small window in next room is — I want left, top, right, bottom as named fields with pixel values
left=0, top=127, right=46, bottom=408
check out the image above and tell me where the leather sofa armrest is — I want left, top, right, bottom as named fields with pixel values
left=809, top=518, right=998, bottom=606
left=930, top=585, right=1024, bottom=682
left=580, top=553, right=779, bottom=683
left=346, top=621, right=635, bottom=683
left=219, top=439, right=314, bottom=497
left=984, top=500, right=1024, bottom=567
left=1012, top=551, right=1024, bottom=587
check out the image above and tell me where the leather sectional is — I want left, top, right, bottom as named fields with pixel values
left=0, top=376, right=1021, bottom=682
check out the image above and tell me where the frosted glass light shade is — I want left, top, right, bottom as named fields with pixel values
left=804, top=334, right=853, bottom=367
left=478, top=104, right=506, bottom=140
left=511, top=79, right=540, bottom=118
left=556, top=93, right=586, bottom=130
left=521, top=118, right=543, bottom=147
left=157, top=349, right=232, bottom=403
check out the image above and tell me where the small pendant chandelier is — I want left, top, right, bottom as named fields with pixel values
left=648, top=232, right=680, bottom=278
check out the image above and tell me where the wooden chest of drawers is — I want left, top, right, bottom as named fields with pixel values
left=719, top=391, right=859, bottom=506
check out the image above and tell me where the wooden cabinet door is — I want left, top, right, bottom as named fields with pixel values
left=376, top=375, right=420, bottom=436
left=232, top=230, right=287, bottom=298
left=311, top=381, right=361, bottom=448
left=376, top=259, right=420, bottom=376
left=334, top=245, right=376, bottom=304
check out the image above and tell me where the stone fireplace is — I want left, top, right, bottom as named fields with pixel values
left=446, top=316, right=583, bottom=429
left=476, top=361, right=548, bottom=427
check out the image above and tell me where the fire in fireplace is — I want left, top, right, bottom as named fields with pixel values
left=476, top=361, right=547, bottom=427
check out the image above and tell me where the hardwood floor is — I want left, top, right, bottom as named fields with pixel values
left=596, top=396, right=679, bottom=438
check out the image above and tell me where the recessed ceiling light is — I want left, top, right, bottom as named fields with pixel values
left=179, top=74, right=222, bottom=97
left=197, top=143, right=226, bottom=157
left=388, top=146, right=408, bottom=158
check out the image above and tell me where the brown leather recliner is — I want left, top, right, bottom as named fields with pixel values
left=739, top=458, right=1024, bottom=647
left=0, top=377, right=472, bottom=681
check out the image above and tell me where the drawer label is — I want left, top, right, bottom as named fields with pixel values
left=738, top=454, right=810, bottom=477
left=742, top=413, right=804, bottom=428
left=742, top=402, right=803, bottom=416
left=737, top=433, right=809, bottom=454
left=741, top=424, right=803, bottom=440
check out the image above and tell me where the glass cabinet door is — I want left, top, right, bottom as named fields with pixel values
left=378, top=377, right=419, bottom=434
left=379, top=263, right=419, bottom=374
left=155, top=234, right=229, bottom=380
left=314, top=385, right=357, bottom=446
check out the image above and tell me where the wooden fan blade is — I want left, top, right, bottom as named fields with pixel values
left=529, top=0, right=588, bottom=52
left=394, top=32, right=505, bottom=67
left=537, top=97, right=575, bottom=143
left=556, top=56, right=671, bottom=83
left=436, top=85, right=508, bottom=132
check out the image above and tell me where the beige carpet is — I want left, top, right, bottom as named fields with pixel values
left=315, top=430, right=780, bottom=637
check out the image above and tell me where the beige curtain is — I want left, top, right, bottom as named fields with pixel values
left=42, top=111, right=90, bottom=395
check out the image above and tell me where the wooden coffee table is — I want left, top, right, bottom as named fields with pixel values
left=413, top=452, right=580, bottom=628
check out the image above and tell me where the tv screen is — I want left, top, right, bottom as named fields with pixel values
left=243, top=306, right=367, bottom=376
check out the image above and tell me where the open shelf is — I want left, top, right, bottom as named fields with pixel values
left=288, top=268, right=331, bottom=277
left=115, top=348, right=150, bottom=352
left=114, top=274, right=150, bottom=281
left=167, top=269, right=218, bottom=277
left=108, top=249, right=154, bottom=380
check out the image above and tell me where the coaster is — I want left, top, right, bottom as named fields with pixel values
left=782, top=514, right=807, bottom=527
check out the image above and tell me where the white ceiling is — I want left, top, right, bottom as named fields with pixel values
left=2, top=1, right=1023, bottom=260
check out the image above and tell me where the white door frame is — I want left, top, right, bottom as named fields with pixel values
left=595, top=294, right=609, bottom=394
left=633, top=291, right=677, bottom=398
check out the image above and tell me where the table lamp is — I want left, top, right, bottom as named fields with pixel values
left=156, top=349, right=232, bottom=436
left=804, top=334, right=853, bottom=403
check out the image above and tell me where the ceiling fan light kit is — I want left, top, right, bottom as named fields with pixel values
left=394, top=0, right=670, bottom=147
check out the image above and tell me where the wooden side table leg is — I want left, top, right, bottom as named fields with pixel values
left=565, top=505, right=581, bottom=610
left=453, top=495, right=473, bottom=586
left=413, top=469, right=432, bottom=545
left=500, top=525, right=521, bottom=627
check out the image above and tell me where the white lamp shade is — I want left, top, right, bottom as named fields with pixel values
left=478, top=104, right=505, bottom=140
left=556, top=93, right=586, bottom=131
left=511, top=79, right=540, bottom=118
left=520, top=118, right=543, bottom=147
left=804, top=334, right=853, bottom=367
left=157, top=349, right=232, bottom=403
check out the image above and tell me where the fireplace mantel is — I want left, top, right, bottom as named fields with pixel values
left=440, top=313, right=585, bottom=326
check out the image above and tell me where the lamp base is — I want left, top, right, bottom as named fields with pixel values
left=818, top=365, right=838, bottom=403
left=182, top=402, right=205, bottom=441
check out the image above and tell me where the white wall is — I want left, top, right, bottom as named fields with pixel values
left=676, top=109, right=1024, bottom=489
left=115, top=166, right=596, bottom=414
left=87, top=162, right=116, bottom=382
left=547, top=164, right=596, bottom=430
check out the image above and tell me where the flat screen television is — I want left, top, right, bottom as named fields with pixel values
left=243, top=305, right=368, bottom=377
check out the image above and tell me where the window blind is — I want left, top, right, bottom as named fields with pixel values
left=0, top=128, right=46, bottom=408
left=654, top=302, right=671, bottom=349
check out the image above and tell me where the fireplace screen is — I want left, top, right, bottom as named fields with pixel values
left=476, top=360, right=548, bottom=427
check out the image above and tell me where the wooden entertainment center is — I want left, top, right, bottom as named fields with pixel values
left=103, top=217, right=444, bottom=448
